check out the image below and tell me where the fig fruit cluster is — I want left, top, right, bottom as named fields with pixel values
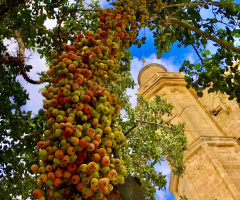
left=31, top=0, right=149, bottom=199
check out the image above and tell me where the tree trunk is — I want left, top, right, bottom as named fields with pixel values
left=106, top=188, right=123, bottom=200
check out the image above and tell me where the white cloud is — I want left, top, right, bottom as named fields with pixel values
left=144, top=54, right=179, bottom=72
left=205, top=40, right=218, bottom=55
left=127, top=53, right=180, bottom=108
left=18, top=50, right=48, bottom=115
left=3, top=38, right=19, bottom=55
left=184, top=52, right=195, bottom=63
left=126, top=56, right=142, bottom=107
left=44, top=19, right=57, bottom=29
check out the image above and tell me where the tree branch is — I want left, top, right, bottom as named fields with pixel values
left=141, top=121, right=168, bottom=133
left=13, top=29, right=50, bottom=84
left=124, top=120, right=179, bottom=137
left=0, top=55, right=23, bottom=64
left=124, top=122, right=140, bottom=136
left=165, top=2, right=239, bottom=8
left=192, top=44, right=203, bottom=64
left=14, top=29, right=25, bottom=59
left=0, top=55, right=49, bottom=84
left=19, top=64, right=50, bottom=84
left=167, top=17, right=240, bottom=54
left=0, top=0, right=26, bottom=19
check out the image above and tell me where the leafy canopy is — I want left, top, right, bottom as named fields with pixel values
left=146, top=0, right=240, bottom=101
left=1, top=0, right=239, bottom=199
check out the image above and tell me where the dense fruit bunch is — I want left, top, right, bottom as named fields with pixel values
left=31, top=0, right=149, bottom=199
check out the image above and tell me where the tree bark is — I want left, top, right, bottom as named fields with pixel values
left=13, top=29, right=50, bottom=84
left=0, top=55, right=23, bottom=64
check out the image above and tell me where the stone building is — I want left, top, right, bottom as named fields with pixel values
left=137, top=61, right=240, bottom=200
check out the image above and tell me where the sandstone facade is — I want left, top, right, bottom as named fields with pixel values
left=137, top=62, right=240, bottom=200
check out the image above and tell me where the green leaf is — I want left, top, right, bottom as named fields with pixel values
left=210, top=19, right=218, bottom=23
left=157, top=49, right=163, bottom=58
left=29, top=29, right=36, bottom=39
left=208, top=88, right=215, bottom=93
left=183, top=60, right=190, bottom=66
left=25, top=182, right=32, bottom=190
left=233, top=5, right=240, bottom=11
left=194, top=63, right=201, bottom=70
left=184, top=76, right=192, bottom=83
left=2, top=191, right=9, bottom=198
left=37, top=49, right=43, bottom=54
left=197, top=91, right=203, bottom=97
left=204, top=4, right=209, bottom=9
left=36, top=14, right=47, bottom=26
left=204, top=50, right=210, bottom=55
left=177, top=44, right=181, bottom=48
left=179, top=66, right=185, bottom=72
left=27, top=111, right=32, bottom=118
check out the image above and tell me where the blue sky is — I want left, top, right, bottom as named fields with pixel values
left=4, top=1, right=240, bottom=199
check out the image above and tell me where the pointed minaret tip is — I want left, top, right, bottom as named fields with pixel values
left=142, top=57, right=149, bottom=67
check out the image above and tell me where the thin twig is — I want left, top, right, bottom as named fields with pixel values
left=124, top=120, right=179, bottom=137
left=192, top=44, right=203, bottom=64
left=124, top=122, right=140, bottom=136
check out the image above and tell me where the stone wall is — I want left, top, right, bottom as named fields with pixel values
left=198, top=90, right=240, bottom=138
left=137, top=64, right=240, bottom=200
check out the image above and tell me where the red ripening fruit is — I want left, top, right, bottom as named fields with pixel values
left=53, top=177, right=62, bottom=187
left=88, top=36, right=95, bottom=43
left=67, top=163, right=77, bottom=173
left=63, top=127, right=73, bottom=137
left=32, top=189, right=42, bottom=198
left=117, top=21, right=123, bottom=27
left=70, top=46, right=76, bottom=52
left=50, top=99, right=58, bottom=107
left=77, top=34, right=84, bottom=39
left=79, top=138, right=89, bottom=148
left=41, top=90, right=49, bottom=97
left=82, top=57, right=88, bottom=63
left=83, top=95, right=91, bottom=103
left=64, top=44, right=70, bottom=51
left=101, top=31, right=108, bottom=38
left=77, top=151, right=87, bottom=160
left=81, top=69, right=88, bottom=78
left=100, top=16, right=105, bottom=22
left=74, top=159, right=84, bottom=165
left=37, top=141, right=45, bottom=149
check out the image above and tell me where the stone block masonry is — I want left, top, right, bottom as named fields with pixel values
left=138, top=62, right=240, bottom=200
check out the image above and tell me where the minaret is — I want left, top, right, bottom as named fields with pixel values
left=137, top=61, right=240, bottom=200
